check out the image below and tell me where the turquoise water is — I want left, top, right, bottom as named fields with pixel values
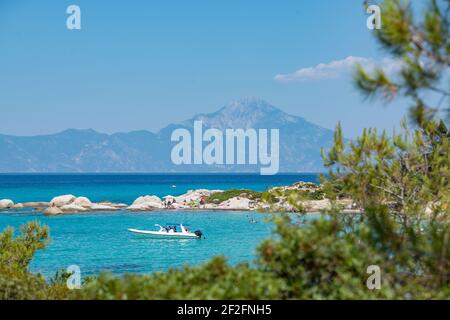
left=0, top=174, right=319, bottom=277
left=0, top=208, right=274, bottom=278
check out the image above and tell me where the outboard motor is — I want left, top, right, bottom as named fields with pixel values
left=194, top=230, right=203, bottom=238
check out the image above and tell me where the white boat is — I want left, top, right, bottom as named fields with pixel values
left=128, top=224, right=203, bottom=239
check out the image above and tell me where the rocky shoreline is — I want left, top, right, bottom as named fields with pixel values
left=0, top=182, right=360, bottom=216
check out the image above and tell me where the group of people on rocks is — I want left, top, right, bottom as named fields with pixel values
left=163, top=196, right=207, bottom=209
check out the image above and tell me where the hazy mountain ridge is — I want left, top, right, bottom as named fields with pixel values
left=0, top=98, right=335, bottom=172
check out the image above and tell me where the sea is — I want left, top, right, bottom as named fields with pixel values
left=0, top=173, right=320, bottom=278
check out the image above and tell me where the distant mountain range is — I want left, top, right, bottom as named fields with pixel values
left=0, top=98, right=335, bottom=172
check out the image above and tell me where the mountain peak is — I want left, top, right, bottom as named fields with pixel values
left=221, top=97, right=277, bottom=114
left=60, top=128, right=97, bottom=134
left=183, top=97, right=303, bottom=131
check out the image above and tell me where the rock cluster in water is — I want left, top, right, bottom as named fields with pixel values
left=42, top=195, right=128, bottom=215
left=0, top=199, right=14, bottom=209
left=0, top=181, right=361, bottom=216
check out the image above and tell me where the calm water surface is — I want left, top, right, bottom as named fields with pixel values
left=0, top=174, right=319, bottom=277
left=0, top=209, right=275, bottom=277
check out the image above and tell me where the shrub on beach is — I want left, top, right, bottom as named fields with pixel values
left=205, top=189, right=263, bottom=204
left=258, top=210, right=449, bottom=299
left=72, top=257, right=283, bottom=300
left=0, top=221, right=70, bottom=299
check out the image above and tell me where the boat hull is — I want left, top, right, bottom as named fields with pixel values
left=128, top=228, right=199, bottom=239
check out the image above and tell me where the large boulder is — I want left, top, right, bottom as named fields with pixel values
left=50, top=195, right=76, bottom=207
left=0, top=199, right=14, bottom=209
left=132, top=195, right=162, bottom=206
left=72, top=196, right=93, bottom=208
left=128, top=195, right=163, bottom=211
left=128, top=195, right=164, bottom=211
left=217, top=197, right=253, bottom=210
left=44, top=206, right=63, bottom=216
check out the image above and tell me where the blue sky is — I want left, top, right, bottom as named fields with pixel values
left=0, top=0, right=411, bottom=138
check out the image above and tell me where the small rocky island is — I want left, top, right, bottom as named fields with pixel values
left=0, top=182, right=358, bottom=216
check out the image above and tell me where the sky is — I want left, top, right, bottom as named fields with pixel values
left=0, top=0, right=413, bottom=138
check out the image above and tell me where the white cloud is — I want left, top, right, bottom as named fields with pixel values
left=274, top=56, right=403, bottom=83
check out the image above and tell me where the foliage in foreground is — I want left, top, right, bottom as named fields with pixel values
left=1, top=206, right=448, bottom=300
left=0, top=221, right=70, bottom=299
